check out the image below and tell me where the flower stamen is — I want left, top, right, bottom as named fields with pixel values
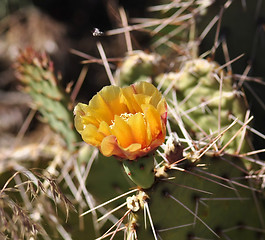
left=110, top=112, right=145, bottom=129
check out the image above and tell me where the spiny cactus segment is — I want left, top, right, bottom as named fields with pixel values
left=15, top=48, right=81, bottom=151
left=156, top=58, right=249, bottom=155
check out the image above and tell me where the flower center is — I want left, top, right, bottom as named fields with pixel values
left=109, top=112, right=144, bottom=129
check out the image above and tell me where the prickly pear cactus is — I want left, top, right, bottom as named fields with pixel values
left=156, top=58, right=249, bottom=155
left=15, top=48, right=80, bottom=151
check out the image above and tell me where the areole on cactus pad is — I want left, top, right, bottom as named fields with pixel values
left=74, top=81, right=167, bottom=188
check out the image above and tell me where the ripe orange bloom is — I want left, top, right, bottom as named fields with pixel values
left=74, top=81, right=167, bottom=160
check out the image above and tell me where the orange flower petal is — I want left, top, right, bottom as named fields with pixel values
left=101, top=136, right=142, bottom=160
left=100, top=135, right=125, bottom=158
left=123, top=143, right=142, bottom=152
left=122, top=143, right=142, bottom=160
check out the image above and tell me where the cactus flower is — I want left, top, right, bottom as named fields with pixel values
left=74, top=81, right=167, bottom=160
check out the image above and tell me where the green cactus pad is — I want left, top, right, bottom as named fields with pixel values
left=86, top=153, right=132, bottom=203
left=133, top=154, right=265, bottom=239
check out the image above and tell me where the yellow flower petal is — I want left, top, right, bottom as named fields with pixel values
left=88, top=86, right=129, bottom=125
left=88, top=93, right=115, bottom=125
left=81, top=115, right=99, bottom=128
left=142, top=104, right=162, bottom=139
left=121, top=85, right=142, bottom=113
left=133, top=94, right=151, bottom=107
left=74, top=116, right=84, bottom=134
left=134, top=81, right=154, bottom=96
left=157, top=98, right=167, bottom=116
left=74, top=103, right=87, bottom=114
left=111, top=115, right=134, bottom=148
left=157, top=98, right=167, bottom=127
left=99, top=85, right=128, bottom=116
left=134, top=81, right=162, bottom=107
left=81, top=124, right=105, bottom=147
left=127, top=113, right=147, bottom=147
left=74, top=103, right=88, bottom=133
left=98, top=121, right=111, bottom=136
